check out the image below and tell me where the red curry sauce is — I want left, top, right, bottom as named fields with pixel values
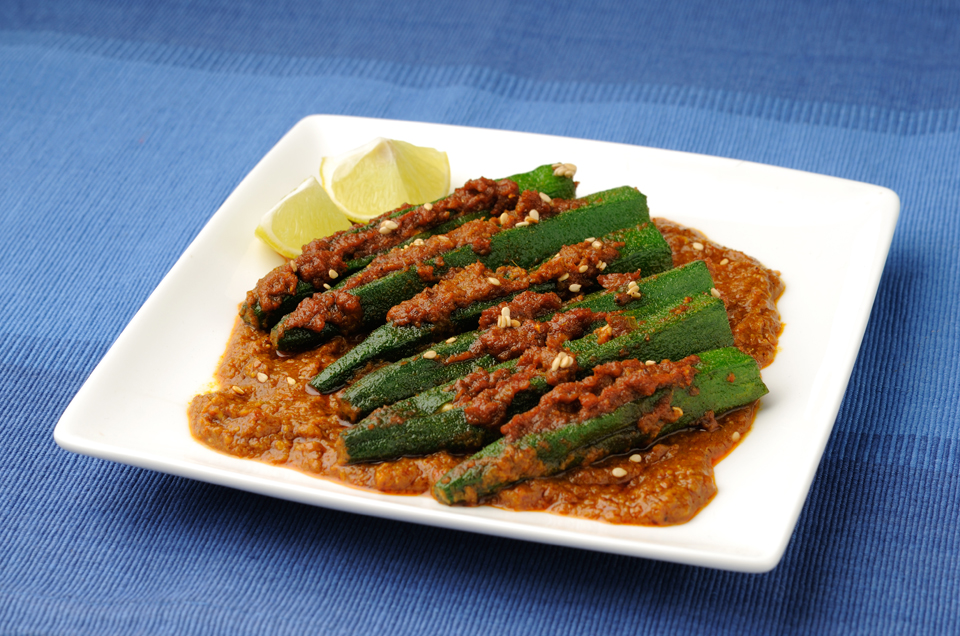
left=188, top=218, right=783, bottom=525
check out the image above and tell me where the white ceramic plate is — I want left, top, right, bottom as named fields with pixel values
left=54, top=115, right=899, bottom=572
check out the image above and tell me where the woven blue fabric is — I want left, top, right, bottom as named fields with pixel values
left=1, top=1, right=958, bottom=633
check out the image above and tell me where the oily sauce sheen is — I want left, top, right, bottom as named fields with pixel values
left=188, top=218, right=783, bottom=525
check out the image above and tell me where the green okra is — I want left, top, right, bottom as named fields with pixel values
left=310, top=221, right=673, bottom=394
left=272, top=185, right=651, bottom=353
left=339, top=292, right=734, bottom=463
left=340, top=211, right=488, bottom=277
left=309, top=283, right=555, bottom=394
left=432, top=346, right=768, bottom=505
left=340, top=260, right=715, bottom=415
left=243, top=164, right=578, bottom=329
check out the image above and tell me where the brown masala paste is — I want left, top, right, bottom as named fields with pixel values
left=278, top=198, right=594, bottom=337
left=241, top=177, right=523, bottom=322
left=189, top=218, right=783, bottom=525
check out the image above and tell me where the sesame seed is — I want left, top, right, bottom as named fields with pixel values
left=446, top=337, right=457, bottom=344
left=328, top=269, right=339, bottom=279
left=611, top=467, right=628, bottom=478
left=323, top=283, right=331, bottom=290
left=515, top=221, right=530, bottom=227
left=673, top=406, right=684, bottom=417
left=423, top=350, right=438, bottom=359
left=711, top=288, right=721, bottom=298
left=558, top=273, right=570, bottom=282
left=629, top=454, right=642, bottom=463
left=569, top=283, right=582, bottom=292
left=592, top=241, right=602, bottom=249
left=539, top=192, right=552, bottom=203
left=692, top=242, right=704, bottom=251
left=578, top=265, right=588, bottom=273
left=598, top=261, right=607, bottom=270
left=286, top=377, right=296, bottom=386
left=500, top=212, right=510, bottom=224
left=230, top=385, right=244, bottom=395
left=487, top=277, right=501, bottom=286
left=511, top=319, right=521, bottom=328
left=257, top=372, right=268, bottom=383
left=720, top=258, right=729, bottom=265
left=423, top=202, right=433, bottom=211
left=732, top=431, right=741, bottom=441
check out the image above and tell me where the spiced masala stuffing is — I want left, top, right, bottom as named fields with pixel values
left=189, top=218, right=783, bottom=526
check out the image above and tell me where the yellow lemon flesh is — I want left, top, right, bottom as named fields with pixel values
left=255, top=176, right=353, bottom=259
left=320, top=137, right=450, bottom=222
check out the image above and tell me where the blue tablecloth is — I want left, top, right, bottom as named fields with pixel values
left=2, top=1, right=958, bottom=633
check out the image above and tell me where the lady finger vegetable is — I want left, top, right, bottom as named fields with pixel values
left=309, top=222, right=673, bottom=393
left=271, top=186, right=652, bottom=352
left=338, top=293, right=733, bottom=463
left=339, top=260, right=715, bottom=415
left=432, top=347, right=767, bottom=505
left=241, top=164, right=578, bottom=329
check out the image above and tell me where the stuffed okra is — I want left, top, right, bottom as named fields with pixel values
left=271, top=186, right=653, bottom=353
left=338, top=292, right=734, bottom=463
left=339, top=260, right=716, bottom=415
left=241, top=164, right=578, bottom=329
left=309, top=222, right=673, bottom=393
left=432, top=347, right=767, bottom=505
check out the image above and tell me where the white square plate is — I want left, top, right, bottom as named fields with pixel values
left=54, top=115, right=899, bottom=572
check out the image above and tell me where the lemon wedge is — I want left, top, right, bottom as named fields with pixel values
left=255, top=176, right=353, bottom=259
left=320, top=137, right=450, bottom=222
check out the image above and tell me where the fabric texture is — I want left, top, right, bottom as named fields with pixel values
left=1, top=1, right=958, bottom=633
